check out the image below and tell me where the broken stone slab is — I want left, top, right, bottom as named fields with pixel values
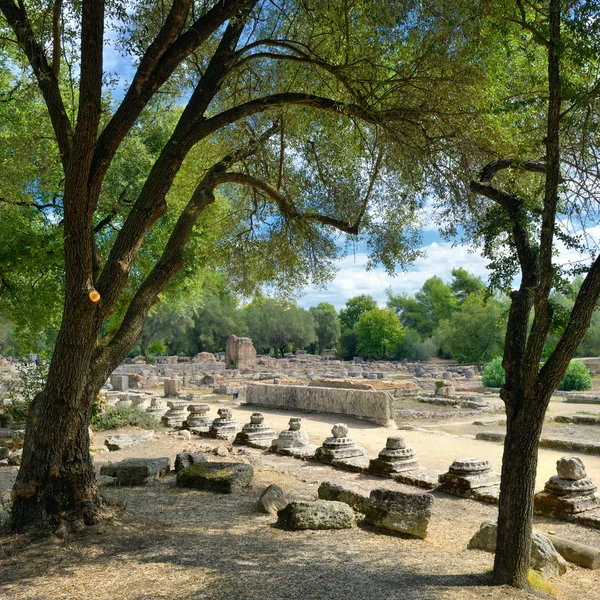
left=100, top=457, right=170, bottom=485
left=317, top=481, right=371, bottom=513
left=258, top=484, right=288, bottom=515
left=176, top=462, right=253, bottom=493
left=468, top=522, right=567, bottom=576
left=546, top=533, right=600, bottom=569
left=104, top=429, right=154, bottom=451
left=174, top=452, right=209, bottom=473
left=276, top=500, right=355, bottom=530
left=364, top=488, right=433, bottom=539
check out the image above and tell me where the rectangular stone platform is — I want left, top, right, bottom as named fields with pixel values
left=393, top=467, right=441, bottom=490
left=246, top=384, right=396, bottom=427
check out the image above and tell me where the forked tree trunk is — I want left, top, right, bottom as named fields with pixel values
left=493, top=396, right=548, bottom=588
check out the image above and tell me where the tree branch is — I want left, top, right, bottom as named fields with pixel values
left=0, top=0, right=72, bottom=162
left=51, top=0, right=62, bottom=78
left=213, top=172, right=360, bottom=234
left=89, top=0, right=257, bottom=199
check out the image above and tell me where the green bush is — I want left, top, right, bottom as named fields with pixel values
left=482, top=356, right=505, bottom=388
left=558, top=361, right=593, bottom=391
left=91, top=406, right=162, bottom=431
left=0, top=361, right=48, bottom=423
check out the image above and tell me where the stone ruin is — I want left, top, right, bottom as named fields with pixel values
left=161, top=400, right=188, bottom=428
left=225, top=335, right=257, bottom=370
left=315, top=423, right=365, bottom=464
left=163, top=377, right=180, bottom=398
left=437, top=458, right=500, bottom=499
left=185, top=403, right=212, bottom=433
left=369, top=436, right=419, bottom=475
left=209, top=407, right=240, bottom=440
left=234, top=412, right=277, bottom=449
left=146, top=397, right=168, bottom=420
left=271, top=417, right=315, bottom=457
left=535, top=456, right=600, bottom=517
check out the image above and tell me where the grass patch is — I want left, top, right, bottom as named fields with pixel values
left=91, top=406, right=163, bottom=431
left=527, top=569, right=558, bottom=597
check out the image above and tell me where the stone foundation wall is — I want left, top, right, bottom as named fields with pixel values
left=246, top=384, right=396, bottom=428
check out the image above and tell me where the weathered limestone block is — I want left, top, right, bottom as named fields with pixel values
left=174, top=452, right=208, bottom=472
left=235, top=412, right=277, bottom=449
left=164, top=378, right=180, bottom=398
left=100, top=457, right=170, bottom=485
left=535, top=456, right=600, bottom=517
left=185, top=403, right=211, bottom=433
left=258, top=483, right=288, bottom=515
left=104, top=430, right=154, bottom=451
left=146, top=397, right=168, bottom=420
left=364, top=488, right=433, bottom=539
left=271, top=417, right=310, bottom=450
left=437, top=458, right=500, bottom=498
left=276, top=500, right=355, bottom=530
left=176, top=462, right=253, bottom=493
left=0, top=446, right=9, bottom=460
left=317, top=481, right=371, bottom=513
left=246, top=383, right=396, bottom=428
left=369, top=436, right=419, bottom=476
left=161, top=400, right=188, bottom=428
left=110, top=374, right=129, bottom=391
left=435, top=381, right=455, bottom=397
left=468, top=522, right=567, bottom=576
left=315, top=423, right=365, bottom=463
left=226, top=335, right=257, bottom=370
left=547, top=533, right=600, bottom=569
left=191, top=352, right=216, bottom=363
left=209, top=407, right=240, bottom=440
left=557, top=456, right=587, bottom=480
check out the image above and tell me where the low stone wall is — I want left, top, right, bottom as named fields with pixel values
left=245, top=384, right=396, bottom=428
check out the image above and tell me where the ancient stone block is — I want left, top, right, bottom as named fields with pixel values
left=208, top=407, right=240, bottom=440
left=100, top=457, right=170, bottom=485
left=161, top=400, right=188, bottom=428
left=468, top=522, right=567, bottom=576
left=176, top=462, right=254, bottom=493
left=235, top=412, right=277, bottom=449
left=364, top=488, right=433, bottom=539
left=437, top=458, right=500, bottom=497
left=315, top=423, right=365, bottom=463
left=226, top=335, right=257, bottom=370
left=535, top=456, right=600, bottom=517
left=163, top=378, right=179, bottom=398
left=276, top=500, right=355, bottom=530
left=369, top=436, right=419, bottom=476
left=104, top=430, right=154, bottom=451
left=317, top=481, right=371, bottom=513
left=258, top=483, right=288, bottom=515
left=174, top=452, right=208, bottom=472
left=110, top=374, right=129, bottom=391
left=185, top=403, right=211, bottom=433
left=271, top=417, right=311, bottom=452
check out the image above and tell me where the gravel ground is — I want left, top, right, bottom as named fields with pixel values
left=1, top=427, right=600, bottom=600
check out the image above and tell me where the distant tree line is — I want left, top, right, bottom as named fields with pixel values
left=4, top=268, right=600, bottom=364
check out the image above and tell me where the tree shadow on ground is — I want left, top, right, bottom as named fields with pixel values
left=0, top=478, right=518, bottom=600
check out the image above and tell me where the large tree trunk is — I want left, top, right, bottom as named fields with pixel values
left=10, top=325, right=104, bottom=532
left=493, top=392, right=549, bottom=588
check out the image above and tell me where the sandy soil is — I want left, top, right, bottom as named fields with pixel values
left=2, top=398, right=600, bottom=600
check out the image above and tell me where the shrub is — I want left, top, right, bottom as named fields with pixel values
left=0, top=361, right=48, bottom=423
left=91, top=406, right=162, bottom=430
left=558, top=360, right=593, bottom=391
left=482, top=356, right=505, bottom=388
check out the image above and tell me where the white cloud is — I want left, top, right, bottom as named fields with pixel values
left=298, top=240, right=490, bottom=310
